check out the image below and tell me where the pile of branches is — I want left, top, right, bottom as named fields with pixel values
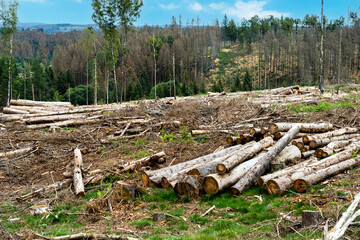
left=141, top=122, right=360, bottom=198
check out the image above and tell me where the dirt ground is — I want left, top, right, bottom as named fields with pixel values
left=1, top=91, right=360, bottom=239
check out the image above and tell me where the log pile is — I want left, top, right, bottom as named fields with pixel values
left=141, top=121, right=360, bottom=198
left=0, top=99, right=136, bottom=129
left=247, top=85, right=339, bottom=109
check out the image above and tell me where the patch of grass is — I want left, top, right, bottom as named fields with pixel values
left=130, top=217, right=152, bottom=229
left=143, top=188, right=178, bottom=203
left=288, top=101, right=359, bottom=114
left=179, top=126, right=194, bottom=143
left=160, top=129, right=177, bottom=142
left=195, top=134, right=209, bottom=143
left=189, top=214, right=209, bottom=225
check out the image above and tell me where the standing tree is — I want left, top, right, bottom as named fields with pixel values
left=146, top=35, right=163, bottom=98
left=0, top=0, right=19, bottom=106
left=319, top=0, right=324, bottom=93
left=114, top=0, right=143, bottom=102
left=92, top=0, right=120, bottom=103
left=78, top=27, right=96, bottom=105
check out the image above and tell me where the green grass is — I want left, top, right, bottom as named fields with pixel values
left=142, top=188, right=178, bottom=203
left=130, top=218, right=152, bottom=229
left=288, top=100, right=359, bottom=114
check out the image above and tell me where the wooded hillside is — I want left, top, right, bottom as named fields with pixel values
left=1, top=13, right=360, bottom=106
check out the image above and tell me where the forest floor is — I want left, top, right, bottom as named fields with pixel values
left=1, top=85, right=360, bottom=240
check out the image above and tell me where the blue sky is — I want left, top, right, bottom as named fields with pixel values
left=18, top=0, right=360, bottom=25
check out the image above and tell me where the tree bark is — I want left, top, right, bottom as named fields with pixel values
left=309, top=134, right=360, bottom=149
left=302, top=127, right=358, bottom=144
left=121, top=152, right=165, bottom=173
left=294, top=156, right=360, bottom=193
left=26, top=117, right=102, bottom=129
left=258, top=157, right=318, bottom=186
left=271, top=145, right=301, bottom=166
left=0, top=146, right=34, bottom=158
left=141, top=142, right=255, bottom=187
left=73, top=148, right=85, bottom=197
left=216, top=137, right=274, bottom=174
left=266, top=141, right=360, bottom=194
left=230, top=126, right=300, bottom=195
left=10, top=99, right=73, bottom=108
left=269, top=122, right=333, bottom=134
left=204, top=152, right=265, bottom=194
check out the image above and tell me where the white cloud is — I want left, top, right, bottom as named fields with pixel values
left=190, top=2, right=202, bottom=12
left=209, top=0, right=289, bottom=20
left=159, top=3, right=179, bottom=10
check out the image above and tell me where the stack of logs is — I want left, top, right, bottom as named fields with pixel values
left=0, top=99, right=136, bottom=129
left=248, top=85, right=337, bottom=109
left=142, top=122, right=360, bottom=197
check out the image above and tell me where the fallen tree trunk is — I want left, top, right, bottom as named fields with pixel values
left=258, top=157, right=318, bottom=186
left=315, top=140, right=352, bottom=157
left=3, top=107, right=29, bottom=114
left=73, top=148, right=85, bottom=197
left=121, top=152, right=165, bottom=173
left=266, top=141, right=360, bottom=194
left=302, top=127, right=358, bottom=144
left=309, top=134, right=360, bottom=149
left=24, top=112, right=102, bottom=125
left=207, top=92, right=226, bottom=97
left=0, top=146, right=34, bottom=158
left=141, top=142, right=255, bottom=187
left=230, top=126, right=300, bottom=195
left=174, top=175, right=203, bottom=197
left=216, top=137, right=274, bottom=174
left=269, top=122, right=333, bottom=134
left=294, top=156, right=360, bottom=193
left=27, top=117, right=102, bottom=129
left=10, top=99, right=73, bottom=108
left=271, top=145, right=301, bottom=166
left=204, top=152, right=266, bottom=194
left=302, top=150, right=316, bottom=159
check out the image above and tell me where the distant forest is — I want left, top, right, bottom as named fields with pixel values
left=1, top=11, right=360, bottom=106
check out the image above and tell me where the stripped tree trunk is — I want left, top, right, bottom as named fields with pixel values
left=230, top=126, right=300, bottom=195
left=302, top=127, right=358, bottom=144
left=73, top=148, right=85, bottom=197
left=216, top=137, right=274, bottom=174
left=269, top=122, right=333, bottom=134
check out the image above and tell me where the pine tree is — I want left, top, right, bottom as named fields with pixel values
left=243, top=70, right=253, bottom=91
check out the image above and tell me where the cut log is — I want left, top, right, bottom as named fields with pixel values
left=3, top=107, right=29, bottom=114
left=271, top=145, right=301, bottom=166
left=207, top=92, right=226, bottom=97
left=73, top=148, right=85, bottom=197
left=302, top=127, right=358, bottom=144
left=32, top=232, right=132, bottom=240
left=10, top=99, right=73, bottom=108
left=174, top=175, right=203, bottom=197
left=24, top=113, right=102, bottom=125
left=302, top=150, right=316, bottom=159
left=293, top=156, right=360, bottom=193
left=269, top=122, right=333, bottom=134
left=309, top=134, right=360, bottom=149
left=315, top=140, right=352, bottom=158
left=250, top=128, right=262, bottom=135
left=258, top=157, right=318, bottom=186
left=27, top=118, right=102, bottom=129
left=216, top=137, right=274, bottom=174
left=230, top=126, right=300, bottom=195
left=204, top=152, right=266, bottom=194
left=121, top=152, right=165, bottom=173
left=0, top=147, right=33, bottom=158
left=320, top=148, right=344, bottom=158
left=266, top=141, right=360, bottom=194
left=141, top=142, right=254, bottom=187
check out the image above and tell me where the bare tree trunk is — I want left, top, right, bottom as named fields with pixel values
left=86, top=54, right=89, bottom=105
left=106, top=70, right=109, bottom=104
left=319, top=0, right=324, bottom=93
left=337, top=28, right=342, bottom=85
left=73, top=148, right=85, bottom=197
left=173, top=53, right=176, bottom=99
left=32, top=83, right=35, bottom=101
left=94, top=49, right=98, bottom=105
left=112, top=48, right=118, bottom=103
left=7, top=35, right=13, bottom=106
